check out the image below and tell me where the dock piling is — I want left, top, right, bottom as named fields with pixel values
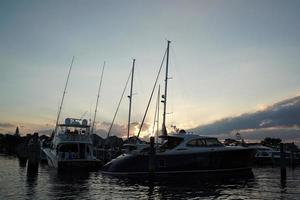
left=149, top=137, right=156, bottom=173
left=280, top=143, right=286, bottom=181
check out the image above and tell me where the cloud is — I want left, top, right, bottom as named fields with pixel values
left=190, top=95, right=300, bottom=144
left=0, top=123, right=15, bottom=128
left=94, top=121, right=151, bottom=139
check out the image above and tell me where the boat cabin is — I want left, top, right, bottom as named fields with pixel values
left=158, top=134, right=224, bottom=152
left=57, top=143, right=93, bottom=160
left=52, top=118, right=94, bottom=160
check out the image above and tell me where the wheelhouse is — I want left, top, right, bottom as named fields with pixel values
left=57, top=143, right=93, bottom=160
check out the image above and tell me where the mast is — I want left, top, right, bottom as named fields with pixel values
left=156, top=85, right=160, bottom=144
left=91, top=61, right=105, bottom=135
left=55, top=56, right=74, bottom=131
left=162, top=41, right=171, bottom=136
left=127, top=59, right=135, bottom=139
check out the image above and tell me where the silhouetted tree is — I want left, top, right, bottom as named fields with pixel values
left=14, top=126, right=20, bottom=137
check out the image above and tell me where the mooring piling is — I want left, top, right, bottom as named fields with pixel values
left=280, top=143, right=287, bottom=181
left=149, top=136, right=156, bottom=173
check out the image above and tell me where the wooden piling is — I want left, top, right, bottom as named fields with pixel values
left=27, top=133, right=40, bottom=172
left=280, top=143, right=286, bottom=180
left=149, top=137, right=156, bottom=173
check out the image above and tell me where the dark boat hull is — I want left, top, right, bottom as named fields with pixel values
left=102, top=148, right=255, bottom=175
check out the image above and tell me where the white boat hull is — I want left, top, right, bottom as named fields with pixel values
left=43, top=148, right=102, bottom=170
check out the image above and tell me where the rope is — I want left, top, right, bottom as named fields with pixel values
left=137, top=48, right=167, bottom=138
left=106, top=68, right=132, bottom=138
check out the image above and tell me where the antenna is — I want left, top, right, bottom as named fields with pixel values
left=91, top=61, right=105, bottom=135
left=55, top=56, right=74, bottom=132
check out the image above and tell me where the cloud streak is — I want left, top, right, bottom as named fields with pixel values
left=0, top=123, right=15, bottom=128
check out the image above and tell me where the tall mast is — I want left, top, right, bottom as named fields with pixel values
left=55, top=56, right=74, bottom=131
left=162, top=41, right=171, bottom=136
left=127, top=59, right=135, bottom=139
left=156, top=85, right=160, bottom=144
left=156, top=85, right=160, bottom=143
left=91, top=61, right=105, bottom=135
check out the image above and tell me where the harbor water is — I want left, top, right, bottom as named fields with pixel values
left=0, top=155, right=300, bottom=200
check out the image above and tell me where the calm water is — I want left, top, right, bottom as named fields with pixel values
left=0, top=155, right=300, bottom=200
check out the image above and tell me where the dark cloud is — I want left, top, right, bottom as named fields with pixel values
left=210, top=126, right=300, bottom=142
left=190, top=96, right=300, bottom=135
left=238, top=127, right=300, bottom=141
left=189, top=96, right=300, bottom=144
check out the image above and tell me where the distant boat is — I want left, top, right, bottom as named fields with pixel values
left=102, top=41, right=255, bottom=175
left=251, top=144, right=300, bottom=166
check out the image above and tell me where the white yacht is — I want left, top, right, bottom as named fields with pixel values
left=43, top=118, right=102, bottom=170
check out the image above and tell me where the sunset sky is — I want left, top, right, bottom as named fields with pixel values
left=1, top=1, right=300, bottom=142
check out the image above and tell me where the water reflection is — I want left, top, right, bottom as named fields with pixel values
left=26, top=162, right=39, bottom=199
left=48, top=169, right=91, bottom=200
left=104, top=171, right=255, bottom=199
left=1, top=156, right=300, bottom=200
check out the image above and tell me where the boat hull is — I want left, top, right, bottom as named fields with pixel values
left=43, top=148, right=102, bottom=171
left=57, top=160, right=102, bottom=171
left=102, top=148, right=255, bottom=175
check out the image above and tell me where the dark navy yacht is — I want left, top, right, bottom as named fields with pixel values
left=102, top=133, right=255, bottom=175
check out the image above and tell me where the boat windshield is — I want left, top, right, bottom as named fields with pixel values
left=159, top=137, right=184, bottom=151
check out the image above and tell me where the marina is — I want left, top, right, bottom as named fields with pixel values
left=1, top=1, right=300, bottom=199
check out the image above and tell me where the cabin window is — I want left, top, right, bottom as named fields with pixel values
left=160, top=137, right=183, bottom=151
left=187, top=139, right=197, bottom=147
left=187, top=139, right=207, bottom=147
left=59, top=144, right=79, bottom=160
left=197, top=139, right=206, bottom=146
left=205, top=138, right=223, bottom=147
